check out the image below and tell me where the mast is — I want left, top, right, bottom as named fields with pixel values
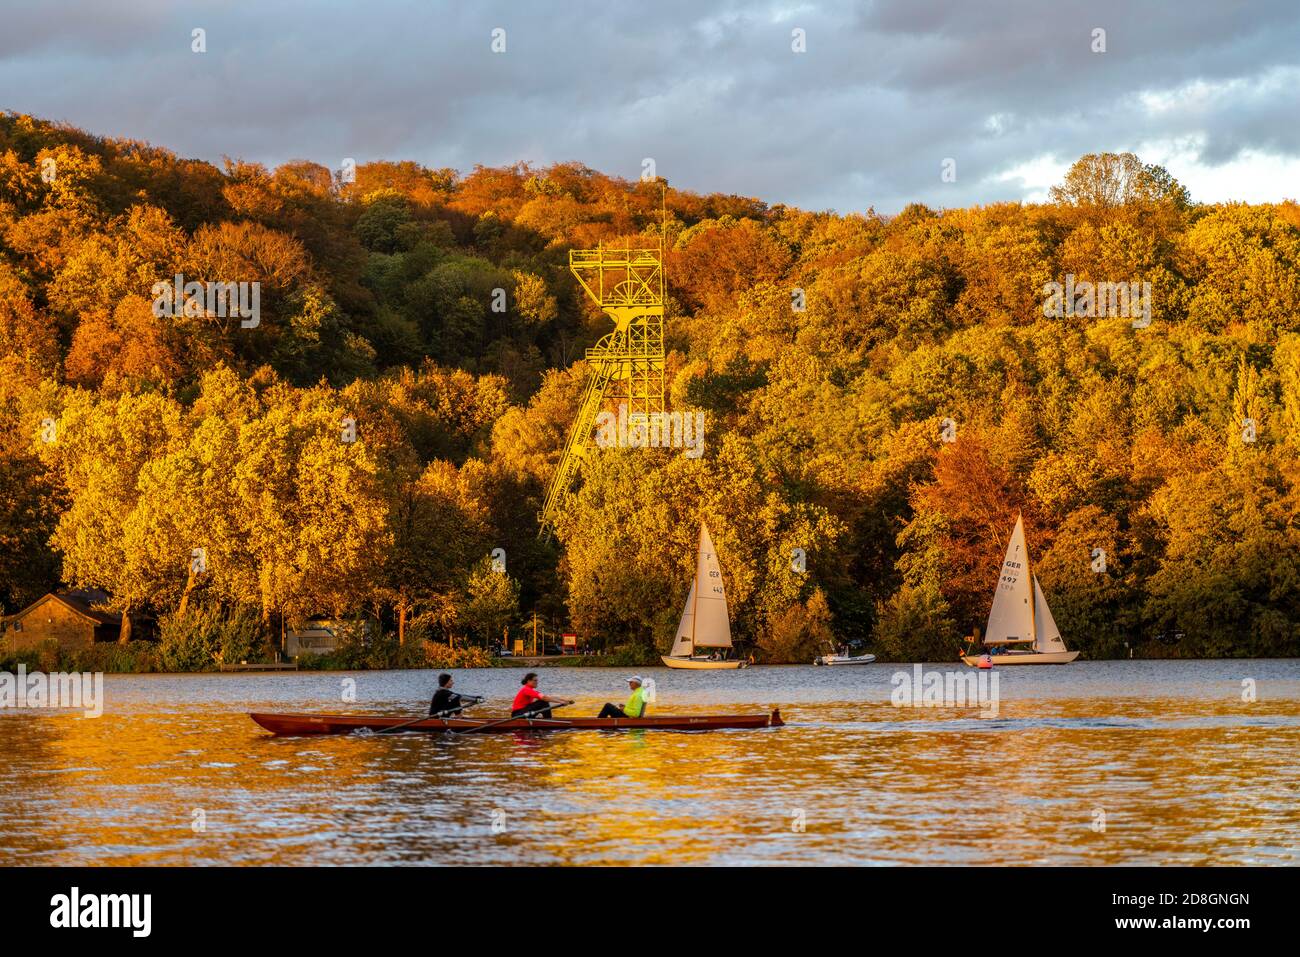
left=689, top=523, right=700, bottom=655
left=1022, top=513, right=1037, bottom=645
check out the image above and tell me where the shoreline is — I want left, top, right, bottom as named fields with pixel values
left=4, top=655, right=1298, bottom=676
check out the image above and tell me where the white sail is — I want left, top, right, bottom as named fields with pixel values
left=984, top=514, right=1034, bottom=645
left=691, top=523, right=732, bottom=648
left=669, top=579, right=696, bottom=658
left=1032, top=575, right=1067, bottom=653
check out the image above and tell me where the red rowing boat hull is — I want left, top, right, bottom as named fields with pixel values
left=249, top=709, right=784, bottom=736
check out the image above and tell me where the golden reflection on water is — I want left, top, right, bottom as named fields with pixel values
left=1, top=663, right=1298, bottom=865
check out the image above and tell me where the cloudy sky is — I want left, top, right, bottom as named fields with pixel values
left=3, top=0, right=1299, bottom=213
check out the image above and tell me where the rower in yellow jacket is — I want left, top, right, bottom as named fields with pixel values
left=597, top=676, right=648, bottom=719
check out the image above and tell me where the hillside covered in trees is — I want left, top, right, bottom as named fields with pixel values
left=2, top=112, right=1298, bottom=664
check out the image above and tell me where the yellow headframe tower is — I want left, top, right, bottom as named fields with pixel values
left=539, top=243, right=666, bottom=537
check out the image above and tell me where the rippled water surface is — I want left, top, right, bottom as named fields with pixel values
left=2, top=661, right=1299, bottom=865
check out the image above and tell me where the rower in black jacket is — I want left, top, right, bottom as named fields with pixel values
left=429, top=673, right=477, bottom=717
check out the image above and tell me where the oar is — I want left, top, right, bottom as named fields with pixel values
left=454, top=700, right=574, bottom=735
left=376, top=695, right=485, bottom=735
left=437, top=693, right=484, bottom=715
left=426, top=697, right=485, bottom=720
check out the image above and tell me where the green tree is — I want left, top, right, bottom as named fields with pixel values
left=457, top=556, right=520, bottom=647
left=1051, top=153, right=1189, bottom=209
left=759, top=588, right=835, bottom=663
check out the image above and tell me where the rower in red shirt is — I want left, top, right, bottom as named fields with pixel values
left=511, top=672, right=572, bottom=720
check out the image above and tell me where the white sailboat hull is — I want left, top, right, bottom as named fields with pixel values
left=962, top=650, right=1080, bottom=666
left=661, top=655, right=748, bottom=670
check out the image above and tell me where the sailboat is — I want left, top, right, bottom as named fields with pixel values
left=961, top=513, right=1079, bottom=666
left=662, top=523, right=748, bottom=670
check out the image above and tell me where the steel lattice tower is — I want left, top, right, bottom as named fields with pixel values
left=539, top=243, right=666, bottom=537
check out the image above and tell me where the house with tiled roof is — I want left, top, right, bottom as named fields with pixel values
left=1, top=590, right=126, bottom=651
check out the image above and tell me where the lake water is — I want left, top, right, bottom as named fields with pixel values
left=2, top=660, right=1298, bottom=865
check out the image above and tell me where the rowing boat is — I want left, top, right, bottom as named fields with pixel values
left=249, top=709, right=784, bottom=736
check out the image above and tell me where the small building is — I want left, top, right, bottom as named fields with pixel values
left=285, top=626, right=339, bottom=657
left=285, top=616, right=376, bottom=657
left=1, top=590, right=124, bottom=652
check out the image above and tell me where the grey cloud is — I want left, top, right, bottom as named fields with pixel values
left=1, top=0, right=1297, bottom=212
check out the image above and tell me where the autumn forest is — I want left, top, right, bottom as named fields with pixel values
left=2, top=112, right=1298, bottom=667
